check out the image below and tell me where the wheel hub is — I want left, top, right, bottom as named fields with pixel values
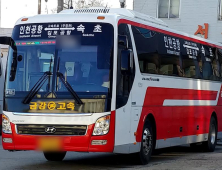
left=143, top=128, right=152, bottom=155
left=211, top=124, right=216, bottom=145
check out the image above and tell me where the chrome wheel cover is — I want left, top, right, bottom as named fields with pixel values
left=211, top=123, right=216, bottom=145
left=143, top=128, right=152, bottom=155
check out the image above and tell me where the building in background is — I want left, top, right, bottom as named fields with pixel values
left=134, top=0, right=222, bottom=43
left=0, top=0, right=13, bottom=62
left=0, top=28, right=12, bottom=66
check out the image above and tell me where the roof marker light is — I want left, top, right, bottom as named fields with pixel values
left=97, top=16, right=105, bottom=20
left=21, top=18, right=28, bottom=21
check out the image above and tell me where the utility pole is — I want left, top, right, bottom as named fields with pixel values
left=57, top=0, right=64, bottom=13
left=38, top=0, right=41, bottom=14
left=119, top=0, right=126, bottom=8
left=70, top=0, right=73, bottom=9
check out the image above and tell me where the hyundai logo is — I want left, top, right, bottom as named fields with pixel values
left=45, top=127, right=56, bottom=134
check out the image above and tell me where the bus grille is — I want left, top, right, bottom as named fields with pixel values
left=16, top=124, right=87, bottom=136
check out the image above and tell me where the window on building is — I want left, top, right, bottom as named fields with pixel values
left=158, top=0, right=180, bottom=18
left=219, top=0, right=222, bottom=20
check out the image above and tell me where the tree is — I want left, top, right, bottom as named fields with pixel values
left=65, top=0, right=109, bottom=9
left=56, top=0, right=109, bottom=13
left=51, top=8, right=57, bottom=13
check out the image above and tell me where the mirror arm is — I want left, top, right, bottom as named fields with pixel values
left=10, top=38, right=17, bottom=52
left=0, top=36, right=17, bottom=51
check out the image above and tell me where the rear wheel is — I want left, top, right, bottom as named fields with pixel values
left=202, top=117, right=217, bottom=152
left=135, top=120, right=154, bottom=165
left=43, top=151, right=66, bottom=161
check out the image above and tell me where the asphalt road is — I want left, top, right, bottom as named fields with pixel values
left=1, top=136, right=222, bottom=170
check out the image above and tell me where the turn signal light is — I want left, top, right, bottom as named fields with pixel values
left=3, top=138, right=12, bottom=143
left=91, top=140, right=107, bottom=145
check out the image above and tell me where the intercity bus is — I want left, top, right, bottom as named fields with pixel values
left=1, top=8, right=222, bottom=164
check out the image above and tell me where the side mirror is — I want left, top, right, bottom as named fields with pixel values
left=0, top=36, right=11, bottom=45
left=0, top=36, right=16, bottom=51
left=118, top=35, right=128, bottom=49
left=121, top=50, right=131, bottom=74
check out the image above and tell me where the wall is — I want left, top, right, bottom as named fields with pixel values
left=134, top=0, right=222, bottom=43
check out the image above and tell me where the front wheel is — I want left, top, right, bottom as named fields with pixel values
left=134, top=120, right=154, bottom=165
left=202, top=117, right=217, bottom=152
left=43, top=151, right=67, bottom=161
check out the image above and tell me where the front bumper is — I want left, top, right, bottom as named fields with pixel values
left=2, top=111, right=115, bottom=152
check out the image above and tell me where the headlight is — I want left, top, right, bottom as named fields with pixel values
left=93, top=115, right=110, bottom=136
left=2, top=114, right=12, bottom=134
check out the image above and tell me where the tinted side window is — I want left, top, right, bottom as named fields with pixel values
left=132, top=26, right=159, bottom=74
left=214, top=48, right=222, bottom=80
left=183, top=57, right=198, bottom=78
left=132, top=26, right=184, bottom=77
left=132, top=25, right=222, bottom=81
left=202, top=56, right=213, bottom=80
left=160, top=55, right=183, bottom=77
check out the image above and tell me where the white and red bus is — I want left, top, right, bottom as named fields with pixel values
left=1, top=8, right=222, bottom=164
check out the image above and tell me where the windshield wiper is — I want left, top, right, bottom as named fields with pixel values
left=46, top=57, right=53, bottom=91
left=23, top=56, right=53, bottom=104
left=23, top=71, right=52, bottom=104
left=56, top=57, right=83, bottom=104
left=57, top=71, right=83, bottom=105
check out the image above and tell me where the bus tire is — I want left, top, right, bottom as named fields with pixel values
left=136, top=120, right=154, bottom=165
left=43, top=151, right=66, bottom=161
left=202, top=116, right=217, bottom=152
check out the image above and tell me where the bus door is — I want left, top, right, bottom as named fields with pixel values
left=114, top=24, right=135, bottom=153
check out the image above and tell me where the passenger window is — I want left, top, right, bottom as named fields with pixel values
left=211, top=58, right=220, bottom=80
left=132, top=26, right=159, bottom=74
left=133, top=25, right=222, bottom=81
left=183, top=58, right=199, bottom=78
left=160, top=55, right=183, bottom=77
left=202, top=56, right=213, bottom=80
left=139, top=53, right=160, bottom=74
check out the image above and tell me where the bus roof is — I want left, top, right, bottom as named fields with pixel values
left=60, top=8, right=168, bottom=27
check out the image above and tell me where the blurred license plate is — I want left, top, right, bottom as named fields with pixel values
left=38, top=137, right=62, bottom=151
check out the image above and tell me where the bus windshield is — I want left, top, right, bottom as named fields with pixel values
left=5, top=23, right=114, bottom=98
